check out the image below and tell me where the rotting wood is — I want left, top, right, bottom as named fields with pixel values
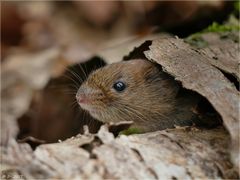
left=1, top=126, right=238, bottom=179
left=198, top=33, right=239, bottom=81
left=144, top=34, right=239, bottom=171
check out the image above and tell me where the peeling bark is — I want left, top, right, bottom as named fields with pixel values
left=1, top=126, right=238, bottom=179
left=144, top=34, right=239, bottom=171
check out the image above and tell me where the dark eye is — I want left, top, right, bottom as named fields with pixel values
left=113, top=81, right=126, bottom=92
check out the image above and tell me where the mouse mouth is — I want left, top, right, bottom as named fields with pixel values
left=76, top=91, right=103, bottom=118
left=82, top=105, right=102, bottom=120
left=79, top=103, right=100, bottom=115
left=79, top=102, right=92, bottom=111
left=89, top=109, right=101, bottom=116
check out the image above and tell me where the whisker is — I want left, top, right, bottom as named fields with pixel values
left=69, top=100, right=79, bottom=110
left=133, top=104, right=175, bottom=122
left=70, top=68, right=84, bottom=84
left=59, top=89, right=78, bottom=93
left=78, top=63, right=88, bottom=80
left=118, top=104, right=147, bottom=122
left=65, top=66, right=84, bottom=83
left=62, top=74, right=80, bottom=90
left=84, top=62, right=93, bottom=79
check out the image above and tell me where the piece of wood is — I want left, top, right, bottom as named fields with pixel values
left=1, top=126, right=238, bottom=179
left=144, top=34, right=239, bottom=171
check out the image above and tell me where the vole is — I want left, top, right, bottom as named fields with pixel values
left=76, top=59, right=200, bottom=132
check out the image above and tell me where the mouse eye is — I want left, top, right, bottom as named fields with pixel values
left=113, top=81, right=126, bottom=92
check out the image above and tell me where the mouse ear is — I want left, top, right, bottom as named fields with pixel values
left=126, top=59, right=158, bottom=79
left=128, top=59, right=150, bottom=65
left=128, top=59, right=153, bottom=71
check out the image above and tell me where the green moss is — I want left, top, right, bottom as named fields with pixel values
left=203, top=2, right=240, bottom=33
left=234, top=1, right=240, bottom=13
left=203, top=21, right=239, bottom=33
left=200, top=15, right=239, bottom=34
left=120, top=127, right=142, bottom=135
left=185, top=14, right=239, bottom=48
left=220, top=31, right=239, bottom=42
left=184, top=35, right=208, bottom=48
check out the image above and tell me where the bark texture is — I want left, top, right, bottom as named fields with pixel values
left=1, top=126, right=238, bottom=179
left=144, top=33, right=239, bottom=170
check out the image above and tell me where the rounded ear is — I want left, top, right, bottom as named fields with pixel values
left=127, top=59, right=152, bottom=67
left=127, top=59, right=155, bottom=73
left=124, top=59, right=163, bottom=84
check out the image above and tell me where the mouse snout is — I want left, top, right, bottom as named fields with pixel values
left=76, top=93, right=88, bottom=104
left=76, top=92, right=91, bottom=106
left=76, top=88, right=89, bottom=105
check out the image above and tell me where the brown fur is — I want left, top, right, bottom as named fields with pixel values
left=76, top=59, right=199, bottom=132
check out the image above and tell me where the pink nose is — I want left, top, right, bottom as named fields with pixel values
left=76, top=94, right=88, bottom=104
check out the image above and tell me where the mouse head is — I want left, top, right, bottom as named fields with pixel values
left=76, top=59, right=178, bottom=123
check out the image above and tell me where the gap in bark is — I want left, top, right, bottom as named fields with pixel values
left=155, top=60, right=223, bottom=129
left=108, top=121, right=133, bottom=137
left=155, top=62, right=223, bottom=129
left=17, top=136, right=46, bottom=150
left=80, top=136, right=103, bottom=159
left=131, top=148, right=158, bottom=179
left=174, top=80, right=223, bottom=129
left=194, top=97, right=223, bottom=128
left=218, top=69, right=239, bottom=91
left=123, top=40, right=152, bottom=61
left=17, top=58, right=105, bottom=145
left=131, top=148, right=144, bottom=162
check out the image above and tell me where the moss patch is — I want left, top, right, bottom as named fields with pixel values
left=120, top=127, right=142, bottom=135
left=234, top=1, right=240, bottom=14
left=185, top=14, right=239, bottom=48
left=184, top=35, right=208, bottom=48
left=203, top=21, right=239, bottom=33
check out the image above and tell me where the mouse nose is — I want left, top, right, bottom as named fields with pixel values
left=76, top=93, right=88, bottom=104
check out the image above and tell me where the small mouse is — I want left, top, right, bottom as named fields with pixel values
left=76, top=59, right=200, bottom=132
